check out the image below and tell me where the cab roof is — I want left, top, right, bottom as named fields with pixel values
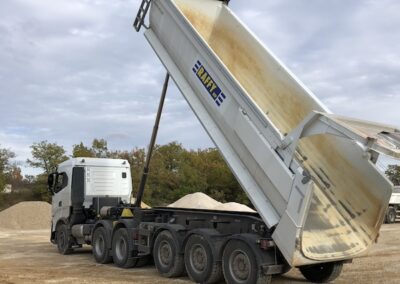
left=58, top=158, right=130, bottom=169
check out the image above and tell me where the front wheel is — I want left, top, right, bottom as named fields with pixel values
left=299, top=262, right=343, bottom=283
left=56, top=224, right=73, bottom=255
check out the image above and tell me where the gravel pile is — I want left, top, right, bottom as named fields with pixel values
left=0, top=201, right=51, bottom=230
left=168, top=192, right=255, bottom=212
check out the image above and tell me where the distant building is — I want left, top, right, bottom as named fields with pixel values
left=3, top=184, right=12, bottom=194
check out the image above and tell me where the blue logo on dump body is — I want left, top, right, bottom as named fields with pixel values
left=193, top=60, right=226, bottom=107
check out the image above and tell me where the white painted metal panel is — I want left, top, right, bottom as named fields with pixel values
left=390, top=193, right=400, bottom=205
left=85, top=166, right=131, bottom=197
left=144, top=0, right=399, bottom=266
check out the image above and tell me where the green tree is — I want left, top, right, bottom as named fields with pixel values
left=26, top=141, right=68, bottom=174
left=92, top=138, right=108, bottom=158
left=0, top=146, right=15, bottom=191
left=7, top=164, right=23, bottom=189
left=139, top=142, right=249, bottom=207
left=0, top=147, right=15, bottom=172
left=72, top=142, right=94, bottom=158
left=386, top=165, right=400, bottom=186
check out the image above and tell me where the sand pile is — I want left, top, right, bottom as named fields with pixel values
left=168, top=192, right=255, bottom=212
left=214, top=202, right=255, bottom=213
left=0, top=201, right=51, bottom=230
left=168, top=192, right=222, bottom=210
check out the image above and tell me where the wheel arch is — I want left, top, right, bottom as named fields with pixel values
left=221, top=234, right=267, bottom=266
left=51, top=218, right=70, bottom=243
left=150, top=224, right=186, bottom=254
left=112, top=219, right=137, bottom=235
left=183, top=228, right=223, bottom=260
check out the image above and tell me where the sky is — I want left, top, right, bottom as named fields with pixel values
left=0, top=0, right=399, bottom=175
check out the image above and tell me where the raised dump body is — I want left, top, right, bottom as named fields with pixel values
left=138, top=0, right=400, bottom=266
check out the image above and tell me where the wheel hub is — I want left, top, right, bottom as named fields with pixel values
left=116, top=237, right=127, bottom=260
left=95, top=235, right=104, bottom=256
left=229, top=250, right=251, bottom=283
left=159, top=241, right=172, bottom=267
left=190, top=244, right=206, bottom=273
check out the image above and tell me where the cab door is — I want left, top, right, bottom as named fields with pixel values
left=51, top=168, right=72, bottom=232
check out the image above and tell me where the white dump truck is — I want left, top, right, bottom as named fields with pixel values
left=386, top=186, right=400, bottom=223
left=49, top=0, right=400, bottom=283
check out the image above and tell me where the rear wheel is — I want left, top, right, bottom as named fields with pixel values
left=299, top=262, right=343, bottom=283
left=184, top=234, right=222, bottom=284
left=56, top=224, right=73, bottom=255
left=223, top=240, right=265, bottom=284
left=153, top=230, right=185, bottom=277
left=386, top=207, right=396, bottom=224
left=92, top=227, right=112, bottom=264
left=112, top=228, right=137, bottom=268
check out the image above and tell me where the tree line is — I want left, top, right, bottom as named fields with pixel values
left=0, top=139, right=249, bottom=209
left=1, top=139, right=400, bottom=211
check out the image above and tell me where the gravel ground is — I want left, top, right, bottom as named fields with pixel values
left=0, top=224, right=399, bottom=283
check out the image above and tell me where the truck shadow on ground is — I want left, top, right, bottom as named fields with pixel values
left=63, top=246, right=310, bottom=283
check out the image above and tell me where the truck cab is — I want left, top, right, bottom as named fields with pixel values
left=48, top=158, right=132, bottom=249
left=386, top=186, right=400, bottom=223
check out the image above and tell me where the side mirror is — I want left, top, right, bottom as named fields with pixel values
left=47, top=173, right=57, bottom=195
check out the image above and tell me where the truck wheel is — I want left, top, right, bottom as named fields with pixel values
left=112, top=228, right=138, bottom=268
left=153, top=230, right=185, bottom=277
left=56, top=224, right=73, bottom=255
left=386, top=207, right=396, bottom=224
left=299, top=261, right=343, bottom=283
left=184, top=234, right=222, bottom=284
left=222, top=240, right=260, bottom=284
left=92, top=227, right=112, bottom=264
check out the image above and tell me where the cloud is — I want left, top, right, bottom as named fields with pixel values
left=1, top=0, right=399, bottom=175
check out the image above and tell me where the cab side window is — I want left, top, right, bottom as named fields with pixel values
left=54, top=172, right=68, bottom=194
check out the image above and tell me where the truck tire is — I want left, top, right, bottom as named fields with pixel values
left=56, top=224, right=73, bottom=255
left=385, top=207, right=396, bottom=224
left=92, top=227, right=112, bottom=264
left=112, top=228, right=138, bottom=268
left=153, top=230, right=185, bottom=278
left=299, top=261, right=343, bottom=283
left=184, top=234, right=222, bottom=284
left=222, top=240, right=262, bottom=284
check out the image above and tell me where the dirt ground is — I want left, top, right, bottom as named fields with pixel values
left=0, top=225, right=399, bottom=284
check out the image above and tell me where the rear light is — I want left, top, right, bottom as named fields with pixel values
left=132, top=232, right=139, bottom=240
left=259, top=239, right=275, bottom=250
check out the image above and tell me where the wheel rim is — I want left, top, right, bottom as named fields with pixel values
left=158, top=240, right=173, bottom=268
left=229, top=249, right=251, bottom=283
left=115, top=236, right=127, bottom=260
left=95, top=234, right=105, bottom=256
left=189, top=243, right=207, bottom=274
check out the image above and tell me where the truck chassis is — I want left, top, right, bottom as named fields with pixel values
left=51, top=204, right=345, bottom=283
